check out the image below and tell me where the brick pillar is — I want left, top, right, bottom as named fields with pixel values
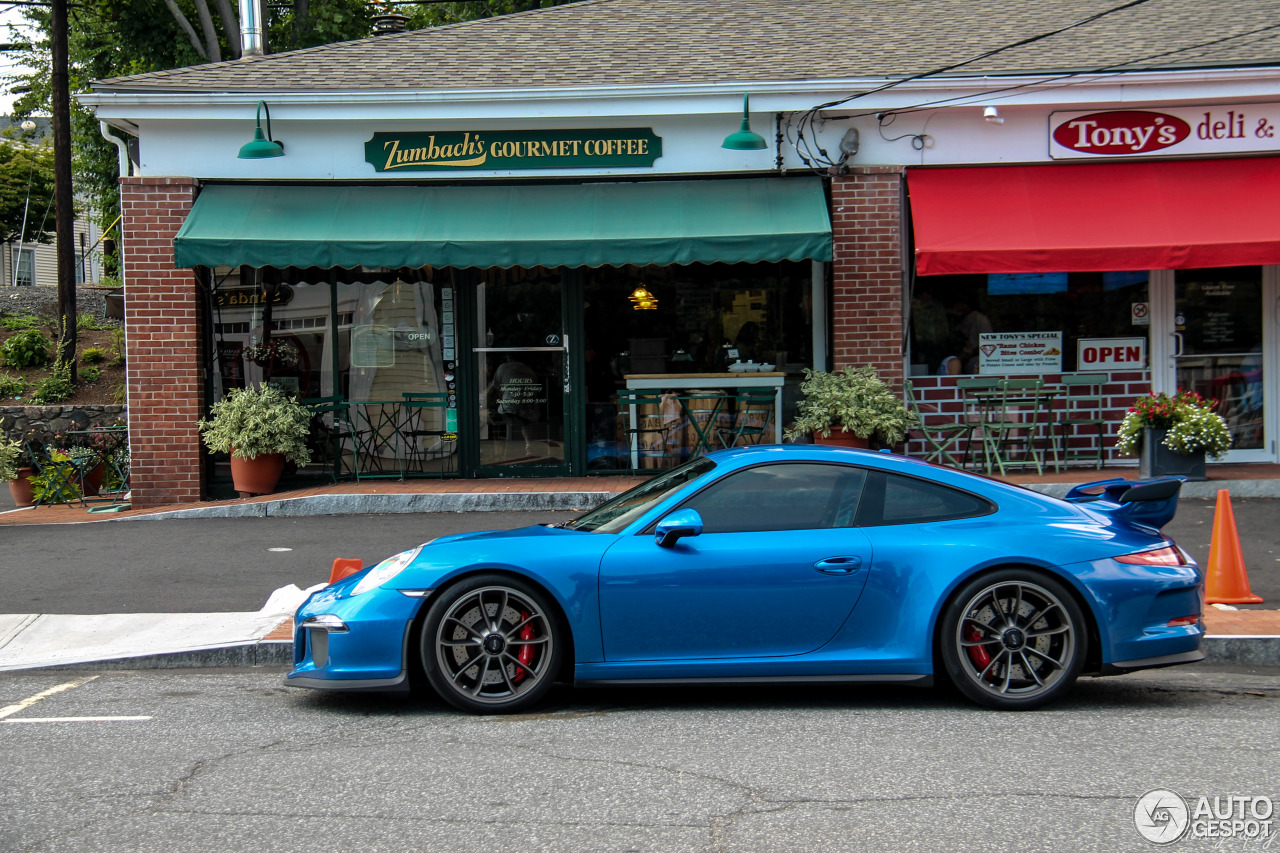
left=829, top=168, right=906, bottom=387
left=120, top=177, right=204, bottom=508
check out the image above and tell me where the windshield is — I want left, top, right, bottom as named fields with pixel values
left=565, top=458, right=716, bottom=533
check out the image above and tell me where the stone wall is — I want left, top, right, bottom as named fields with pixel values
left=0, top=405, right=128, bottom=440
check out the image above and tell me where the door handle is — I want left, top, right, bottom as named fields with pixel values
left=814, top=556, right=863, bottom=575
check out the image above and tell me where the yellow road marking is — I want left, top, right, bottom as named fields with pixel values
left=0, top=676, right=99, bottom=720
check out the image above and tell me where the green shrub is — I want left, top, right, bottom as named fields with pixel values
left=80, top=365, right=102, bottom=383
left=1, top=313, right=45, bottom=331
left=77, top=314, right=109, bottom=332
left=82, top=347, right=106, bottom=364
left=110, top=382, right=126, bottom=404
left=30, top=362, right=74, bottom=405
left=1, top=328, right=52, bottom=369
left=109, top=328, right=125, bottom=366
left=94, top=275, right=122, bottom=289
left=0, top=436, right=25, bottom=481
left=0, top=372, right=25, bottom=399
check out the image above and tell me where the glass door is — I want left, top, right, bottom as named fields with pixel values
left=473, top=271, right=571, bottom=474
left=1167, top=266, right=1273, bottom=462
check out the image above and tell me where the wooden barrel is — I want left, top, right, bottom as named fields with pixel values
left=637, top=399, right=669, bottom=468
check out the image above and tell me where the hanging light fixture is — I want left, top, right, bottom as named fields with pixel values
left=238, top=100, right=285, bottom=159
left=629, top=286, right=658, bottom=310
left=721, top=93, right=768, bottom=150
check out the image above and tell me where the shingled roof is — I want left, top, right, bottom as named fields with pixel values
left=93, top=0, right=1280, bottom=95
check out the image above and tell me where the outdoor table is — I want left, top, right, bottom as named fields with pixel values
left=964, top=384, right=1061, bottom=474
left=64, top=425, right=130, bottom=507
left=623, top=373, right=785, bottom=469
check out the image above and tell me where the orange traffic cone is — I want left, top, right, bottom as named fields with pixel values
left=329, top=557, right=364, bottom=585
left=1204, top=489, right=1263, bottom=604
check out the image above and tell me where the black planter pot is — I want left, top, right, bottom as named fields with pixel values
left=1138, top=427, right=1207, bottom=481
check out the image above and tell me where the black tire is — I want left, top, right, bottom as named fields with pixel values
left=420, top=574, right=563, bottom=714
left=939, top=569, right=1086, bottom=710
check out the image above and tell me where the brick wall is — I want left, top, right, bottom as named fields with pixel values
left=830, top=168, right=905, bottom=386
left=905, top=371, right=1150, bottom=467
left=121, top=177, right=204, bottom=507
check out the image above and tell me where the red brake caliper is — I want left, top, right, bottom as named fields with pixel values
left=965, top=626, right=992, bottom=673
left=512, top=611, right=535, bottom=683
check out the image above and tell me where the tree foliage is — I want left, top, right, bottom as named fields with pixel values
left=0, top=139, right=58, bottom=246
left=6, top=0, right=585, bottom=236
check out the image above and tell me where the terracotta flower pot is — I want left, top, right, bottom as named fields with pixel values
left=813, top=432, right=871, bottom=450
left=229, top=452, right=286, bottom=497
left=8, top=467, right=36, bottom=507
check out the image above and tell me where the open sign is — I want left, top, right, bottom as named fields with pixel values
left=1078, top=337, right=1146, bottom=369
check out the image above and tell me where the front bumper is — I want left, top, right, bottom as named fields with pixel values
left=284, top=583, right=426, bottom=693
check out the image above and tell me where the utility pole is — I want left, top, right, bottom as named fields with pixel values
left=52, top=0, right=77, bottom=379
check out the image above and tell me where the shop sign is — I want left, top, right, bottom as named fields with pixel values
left=214, top=285, right=293, bottom=308
left=978, top=331, right=1063, bottom=374
left=1078, top=336, right=1146, bottom=369
left=351, top=325, right=395, bottom=368
left=1049, top=103, right=1280, bottom=160
left=365, top=129, right=663, bottom=172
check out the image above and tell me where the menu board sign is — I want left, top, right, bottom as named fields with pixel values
left=350, top=325, right=395, bottom=368
left=979, top=332, right=1063, bottom=374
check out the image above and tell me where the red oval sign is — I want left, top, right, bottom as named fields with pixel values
left=1053, top=110, right=1190, bottom=155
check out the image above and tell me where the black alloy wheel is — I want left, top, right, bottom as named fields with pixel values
left=421, top=574, right=563, bottom=714
left=939, top=569, right=1086, bottom=710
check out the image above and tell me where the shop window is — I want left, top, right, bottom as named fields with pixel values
left=911, top=271, right=1150, bottom=376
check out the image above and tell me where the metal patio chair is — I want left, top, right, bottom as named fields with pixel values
left=905, top=380, right=974, bottom=468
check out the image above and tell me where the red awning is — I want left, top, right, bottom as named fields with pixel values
left=908, top=158, right=1280, bottom=276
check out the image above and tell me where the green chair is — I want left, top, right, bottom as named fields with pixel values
left=402, top=392, right=456, bottom=478
left=955, top=377, right=1000, bottom=470
left=304, top=395, right=358, bottom=483
left=716, top=388, right=775, bottom=449
left=1054, top=373, right=1108, bottom=471
left=23, top=442, right=81, bottom=506
left=979, top=378, right=1050, bottom=476
left=905, top=380, right=974, bottom=468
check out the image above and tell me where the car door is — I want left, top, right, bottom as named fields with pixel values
left=598, top=462, right=874, bottom=661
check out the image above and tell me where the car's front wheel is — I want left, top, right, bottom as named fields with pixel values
left=420, top=574, right=563, bottom=714
left=939, top=570, right=1086, bottom=710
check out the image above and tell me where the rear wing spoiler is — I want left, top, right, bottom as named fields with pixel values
left=1062, top=477, right=1185, bottom=530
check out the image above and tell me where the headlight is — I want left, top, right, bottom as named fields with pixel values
left=351, top=545, right=425, bottom=596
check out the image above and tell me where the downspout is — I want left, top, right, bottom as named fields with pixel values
left=98, top=121, right=132, bottom=289
left=239, top=0, right=265, bottom=57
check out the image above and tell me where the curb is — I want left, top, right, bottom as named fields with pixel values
left=119, top=491, right=619, bottom=520
left=12, top=641, right=295, bottom=672
left=11, top=636, right=1273, bottom=673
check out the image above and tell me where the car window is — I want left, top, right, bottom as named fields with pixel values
left=566, top=457, right=715, bottom=533
left=855, top=471, right=992, bottom=526
left=678, top=463, right=867, bottom=534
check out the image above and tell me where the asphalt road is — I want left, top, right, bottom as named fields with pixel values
left=1, top=499, right=1275, bottom=615
left=1, top=666, right=1276, bottom=852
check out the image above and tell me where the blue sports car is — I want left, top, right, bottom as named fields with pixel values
left=286, top=446, right=1204, bottom=713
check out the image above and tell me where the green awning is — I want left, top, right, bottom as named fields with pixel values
left=173, top=177, right=832, bottom=269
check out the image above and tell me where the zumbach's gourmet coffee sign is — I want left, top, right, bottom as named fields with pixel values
left=1049, top=102, right=1280, bottom=159
left=366, top=128, right=662, bottom=172
left=214, top=285, right=293, bottom=308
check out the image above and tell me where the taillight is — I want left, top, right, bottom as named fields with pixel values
left=1115, top=546, right=1184, bottom=567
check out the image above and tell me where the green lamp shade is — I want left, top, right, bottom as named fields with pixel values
left=238, top=127, right=285, bottom=159
left=722, top=93, right=768, bottom=150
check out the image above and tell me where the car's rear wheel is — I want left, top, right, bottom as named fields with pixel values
left=940, top=570, right=1086, bottom=710
left=420, top=574, right=562, bottom=714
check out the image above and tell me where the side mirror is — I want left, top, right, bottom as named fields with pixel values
left=655, top=509, right=703, bottom=548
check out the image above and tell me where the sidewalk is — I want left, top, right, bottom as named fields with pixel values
left=2, top=461, right=1277, bottom=673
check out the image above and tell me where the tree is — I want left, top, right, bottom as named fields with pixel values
left=0, top=139, right=58, bottom=247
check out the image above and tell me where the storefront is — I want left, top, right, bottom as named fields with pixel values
left=169, top=174, right=831, bottom=488
left=82, top=2, right=1280, bottom=506
left=896, top=107, right=1280, bottom=466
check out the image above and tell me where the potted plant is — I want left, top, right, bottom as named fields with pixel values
left=1, top=435, right=36, bottom=507
left=784, top=365, right=917, bottom=448
left=198, top=384, right=313, bottom=496
left=1115, top=390, right=1231, bottom=481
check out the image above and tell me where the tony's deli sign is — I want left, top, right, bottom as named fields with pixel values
left=1050, top=103, right=1279, bottom=159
